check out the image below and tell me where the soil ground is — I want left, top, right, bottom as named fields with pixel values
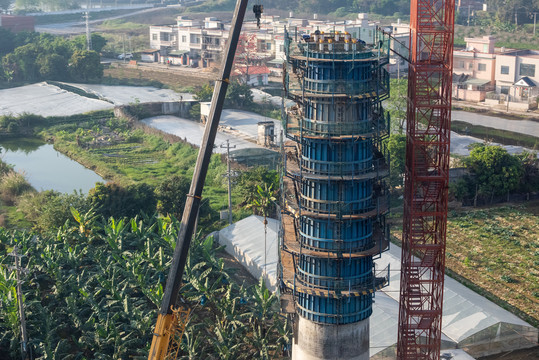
left=390, top=200, right=539, bottom=329
left=478, top=346, right=539, bottom=359
left=103, top=62, right=217, bottom=90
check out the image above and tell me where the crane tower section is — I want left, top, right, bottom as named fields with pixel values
left=396, top=0, right=454, bottom=358
left=280, top=29, right=390, bottom=359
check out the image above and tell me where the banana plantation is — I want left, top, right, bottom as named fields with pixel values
left=0, top=210, right=290, bottom=359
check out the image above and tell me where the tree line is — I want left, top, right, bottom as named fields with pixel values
left=0, top=28, right=106, bottom=84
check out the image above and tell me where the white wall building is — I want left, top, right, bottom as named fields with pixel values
left=149, top=16, right=229, bottom=67
left=493, top=49, right=539, bottom=110
left=148, top=13, right=386, bottom=69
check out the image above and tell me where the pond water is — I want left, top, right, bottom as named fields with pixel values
left=0, top=138, right=104, bottom=194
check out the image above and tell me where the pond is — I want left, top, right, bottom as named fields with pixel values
left=0, top=138, right=104, bottom=194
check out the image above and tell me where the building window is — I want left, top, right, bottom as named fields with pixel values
left=500, top=86, right=510, bottom=95
left=280, top=45, right=284, bottom=52
left=519, top=63, right=536, bottom=77
left=182, top=35, right=186, bottom=42
left=160, top=32, right=171, bottom=41
left=468, top=63, right=473, bottom=69
left=152, top=34, right=157, bottom=41
left=500, top=65, right=509, bottom=75
left=478, top=63, right=486, bottom=71
left=266, top=42, right=271, bottom=50
left=457, top=61, right=464, bottom=68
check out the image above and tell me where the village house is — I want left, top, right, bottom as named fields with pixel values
left=452, top=36, right=497, bottom=102
left=489, top=49, right=539, bottom=110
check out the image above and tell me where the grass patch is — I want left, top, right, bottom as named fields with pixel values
left=38, top=114, right=235, bottom=215
left=100, top=19, right=147, bottom=31
left=454, top=24, right=539, bottom=51
left=451, top=120, right=539, bottom=149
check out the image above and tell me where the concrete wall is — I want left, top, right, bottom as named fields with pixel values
left=453, top=87, right=486, bottom=102
left=114, top=101, right=195, bottom=119
left=292, top=317, right=370, bottom=360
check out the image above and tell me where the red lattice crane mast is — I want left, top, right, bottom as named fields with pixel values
left=396, top=0, right=454, bottom=358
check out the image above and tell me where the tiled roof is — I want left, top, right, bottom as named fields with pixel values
left=234, top=65, right=270, bottom=75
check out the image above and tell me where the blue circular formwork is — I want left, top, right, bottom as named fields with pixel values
left=285, top=33, right=389, bottom=327
left=297, top=255, right=373, bottom=290
left=303, top=57, right=377, bottom=95
left=296, top=292, right=373, bottom=325
left=300, top=137, right=373, bottom=176
left=302, top=98, right=374, bottom=136
left=300, top=178, right=373, bottom=214
left=299, top=217, right=374, bottom=252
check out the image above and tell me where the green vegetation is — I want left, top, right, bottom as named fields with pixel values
left=0, top=30, right=104, bottom=85
left=451, top=120, right=539, bottom=150
left=452, top=144, right=538, bottom=204
left=32, top=9, right=142, bottom=25
left=0, top=212, right=290, bottom=358
left=99, top=19, right=148, bottom=31
left=390, top=204, right=539, bottom=328
left=189, top=80, right=279, bottom=121
left=446, top=205, right=539, bottom=327
left=384, top=134, right=406, bottom=188
left=387, top=79, right=407, bottom=135
left=454, top=23, right=539, bottom=51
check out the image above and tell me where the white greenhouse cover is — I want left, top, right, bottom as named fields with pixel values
left=218, top=215, right=279, bottom=292
left=370, top=245, right=538, bottom=358
left=0, top=82, right=113, bottom=117
left=216, top=217, right=537, bottom=359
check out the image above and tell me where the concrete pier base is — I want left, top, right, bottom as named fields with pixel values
left=292, top=316, right=370, bottom=360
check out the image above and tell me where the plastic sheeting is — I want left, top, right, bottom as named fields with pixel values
left=0, top=82, right=113, bottom=117
left=63, top=83, right=192, bottom=105
left=370, top=245, right=538, bottom=358
left=218, top=215, right=279, bottom=292
left=216, top=217, right=537, bottom=358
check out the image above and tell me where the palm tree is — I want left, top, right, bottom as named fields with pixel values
left=247, top=184, right=277, bottom=275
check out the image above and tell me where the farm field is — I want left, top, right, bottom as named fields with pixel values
left=391, top=202, right=539, bottom=328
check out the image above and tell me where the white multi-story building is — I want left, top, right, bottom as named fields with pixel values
left=148, top=14, right=384, bottom=71
left=149, top=16, right=229, bottom=67
left=493, top=49, right=539, bottom=110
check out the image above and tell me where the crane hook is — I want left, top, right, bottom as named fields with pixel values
left=253, top=4, right=263, bottom=28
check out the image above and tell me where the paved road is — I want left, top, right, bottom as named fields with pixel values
left=452, top=110, right=539, bottom=137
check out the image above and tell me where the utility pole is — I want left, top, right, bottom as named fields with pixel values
left=8, top=247, right=31, bottom=360
left=84, top=12, right=92, bottom=51
left=534, top=13, right=537, bottom=36
left=123, top=34, right=126, bottom=63
left=221, top=139, right=236, bottom=224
